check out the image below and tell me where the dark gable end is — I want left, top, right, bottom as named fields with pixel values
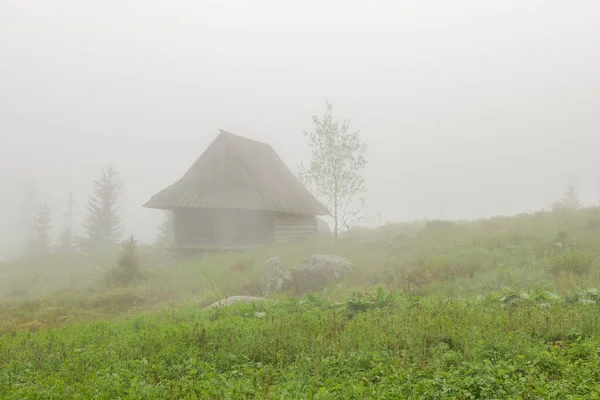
left=143, top=130, right=329, bottom=215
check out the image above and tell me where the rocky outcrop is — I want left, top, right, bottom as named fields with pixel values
left=261, top=257, right=292, bottom=295
left=261, top=254, right=353, bottom=296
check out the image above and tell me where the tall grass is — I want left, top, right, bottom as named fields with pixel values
left=1, top=291, right=600, bottom=398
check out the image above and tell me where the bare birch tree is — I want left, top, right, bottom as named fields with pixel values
left=299, top=100, right=368, bottom=238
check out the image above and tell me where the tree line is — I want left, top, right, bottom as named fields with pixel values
left=27, top=165, right=128, bottom=255
left=26, top=165, right=173, bottom=256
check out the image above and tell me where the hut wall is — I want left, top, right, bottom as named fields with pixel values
left=234, top=209, right=274, bottom=243
left=173, top=208, right=213, bottom=245
left=273, top=213, right=317, bottom=243
left=173, top=208, right=274, bottom=248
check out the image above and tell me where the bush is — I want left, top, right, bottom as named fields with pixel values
left=424, top=219, right=455, bottom=233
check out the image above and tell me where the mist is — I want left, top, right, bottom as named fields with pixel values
left=1, top=0, right=600, bottom=257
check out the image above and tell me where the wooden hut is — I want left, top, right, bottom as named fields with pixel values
left=143, top=130, right=329, bottom=251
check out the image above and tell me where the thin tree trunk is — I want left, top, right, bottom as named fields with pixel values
left=334, top=209, right=338, bottom=239
left=334, top=174, right=339, bottom=239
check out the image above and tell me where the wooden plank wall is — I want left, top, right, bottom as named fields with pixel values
left=273, top=213, right=317, bottom=243
left=173, top=209, right=213, bottom=244
left=234, top=210, right=273, bottom=242
left=174, top=208, right=274, bottom=247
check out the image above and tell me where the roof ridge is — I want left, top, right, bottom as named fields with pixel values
left=218, top=129, right=273, bottom=148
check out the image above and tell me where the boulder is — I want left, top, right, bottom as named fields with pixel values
left=261, top=257, right=293, bottom=296
left=261, top=254, right=353, bottom=296
left=299, top=254, right=353, bottom=281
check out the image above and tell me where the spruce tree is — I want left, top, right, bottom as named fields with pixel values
left=84, top=165, right=124, bottom=247
left=29, top=200, right=52, bottom=255
left=58, top=192, right=76, bottom=252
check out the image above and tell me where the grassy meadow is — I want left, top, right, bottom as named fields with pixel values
left=2, top=207, right=600, bottom=398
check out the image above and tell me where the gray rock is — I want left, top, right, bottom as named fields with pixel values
left=261, top=254, right=353, bottom=296
left=203, top=295, right=268, bottom=310
left=261, top=257, right=293, bottom=296
left=302, top=254, right=352, bottom=278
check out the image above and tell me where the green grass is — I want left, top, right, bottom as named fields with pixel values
left=3, top=207, right=600, bottom=397
left=2, top=291, right=600, bottom=398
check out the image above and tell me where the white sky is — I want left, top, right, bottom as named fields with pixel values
left=1, top=0, right=600, bottom=252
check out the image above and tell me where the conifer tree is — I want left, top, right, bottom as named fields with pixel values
left=29, top=200, right=52, bottom=255
left=84, top=165, right=124, bottom=247
left=58, top=192, right=76, bottom=252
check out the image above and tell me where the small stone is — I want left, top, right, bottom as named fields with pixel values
left=202, top=296, right=268, bottom=310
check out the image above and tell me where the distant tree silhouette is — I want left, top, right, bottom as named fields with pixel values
left=29, top=199, right=52, bottom=255
left=156, top=210, right=174, bottom=246
left=17, top=182, right=38, bottom=251
left=58, top=192, right=76, bottom=252
left=84, top=165, right=124, bottom=247
left=563, top=181, right=582, bottom=210
left=553, top=180, right=582, bottom=212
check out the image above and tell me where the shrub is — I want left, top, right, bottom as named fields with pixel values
left=424, top=219, right=455, bottom=233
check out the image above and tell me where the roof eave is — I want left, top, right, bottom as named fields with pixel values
left=142, top=202, right=173, bottom=210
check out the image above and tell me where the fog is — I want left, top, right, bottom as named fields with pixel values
left=1, top=1, right=599, bottom=257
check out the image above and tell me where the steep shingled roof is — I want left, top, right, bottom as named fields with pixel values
left=143, top=130, right=329, bottom=215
